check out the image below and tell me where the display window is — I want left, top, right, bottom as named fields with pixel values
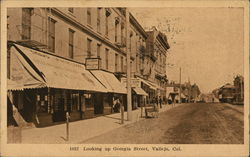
left=36, top=92, right=48, bottom=113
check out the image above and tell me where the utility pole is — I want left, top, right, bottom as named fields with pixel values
left=179, top=67, right=181, bottom=103
left=126, top=8, right=132, bottom=121
left=188, top=77, right=190, bottom=102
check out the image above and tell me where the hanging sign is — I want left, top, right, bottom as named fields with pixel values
left=85, top=58, right=101, bottom=70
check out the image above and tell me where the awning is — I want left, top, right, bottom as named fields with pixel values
left=137, top=77, right=156, bottom=89
left=7, top=79, right=46, bottom=91
left=147, top=81, right=159, bottom=90
left=132, top=87, right=148, bottom=96
left=90, top=70, right=126, bottom=94
left=8, top=43, right=107, bottom=92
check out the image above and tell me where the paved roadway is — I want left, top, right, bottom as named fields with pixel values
left=81, top=103, right=244, bottom=144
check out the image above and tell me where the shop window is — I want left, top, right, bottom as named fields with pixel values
left=84, top=93, right=92, bottom=108
left=71, top=93, right=80, bottom=111
left=36, top=93, right=48, bottom=113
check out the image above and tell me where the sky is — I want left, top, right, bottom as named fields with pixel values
left=130, top=7, right=244, bottom=93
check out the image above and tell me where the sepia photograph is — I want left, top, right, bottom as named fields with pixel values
left=1, top=0, right=249, bottom=156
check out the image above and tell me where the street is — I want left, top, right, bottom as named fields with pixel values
left=81, top=103, right=244, bottom=144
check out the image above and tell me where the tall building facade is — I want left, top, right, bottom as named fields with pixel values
left=7, top=7, right=170, bottom=127
left=145, top=27, right=170, bottom=99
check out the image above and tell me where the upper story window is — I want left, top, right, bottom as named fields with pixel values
left=22, top=8, right=32, bottom=40
left=105, top=14, right=109, bottom=36
left=87, top=8, right=91, bottom=25
left=115, top=54, right=118, bottom=72
left=68, top=29, right=74, bottom=59
left=121, top=22, right=125, bottom=43
left=48, top=17, right=56, bottom=53
left=97, top=43, right=101, bottom=58
left=105, top=48, right=109, bottom=70
left=87, top=38, right=92, bottom=58
left=68, top=8, right=74, bottom=13
left=105, top=8, right=111, bottom=37
left=97, top=8, right=101, bottom=32
left=120, top=56, right=124, bottom=72
left=115, top=17, right=120, bottom=42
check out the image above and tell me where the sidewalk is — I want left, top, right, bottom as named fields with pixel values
left=20, top=103, right=183, bottom=144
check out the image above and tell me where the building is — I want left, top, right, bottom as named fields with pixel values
left=233, top=75, right=244, bottom=104
left=7, top=7, right=170, bottom=127
left=145, top=27, right=170, bottom=100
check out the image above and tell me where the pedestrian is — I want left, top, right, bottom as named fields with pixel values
left=159, top=96, right=162, bottom=108
left=155, top=96, right=159, bottom=107
left=113, top=97, right=120, bottom=113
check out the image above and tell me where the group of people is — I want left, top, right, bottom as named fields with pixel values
left=112, top=96, right=167, bottom=113
left=150, top=96, right=164, bottom=109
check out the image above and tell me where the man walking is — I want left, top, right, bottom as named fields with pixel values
left=159, top=96, right=162, bottom=108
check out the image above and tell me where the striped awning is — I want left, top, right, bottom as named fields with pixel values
left=8, top=43, right=107, bottom=93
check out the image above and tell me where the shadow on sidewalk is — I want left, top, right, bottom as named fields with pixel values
left=103, top=115, right=123, bottom=121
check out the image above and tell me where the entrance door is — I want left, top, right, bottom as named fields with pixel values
left=93, top=93, right=103, bottom=115
left=52, top=92, right=66, bottom=122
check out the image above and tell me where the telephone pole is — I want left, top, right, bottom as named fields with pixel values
left=126, top=8, right=132, bottom=121
left=179, top=67, right=181, bottom=103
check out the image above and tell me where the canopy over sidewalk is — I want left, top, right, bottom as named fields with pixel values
left=8, top=43, right=107, bottom=93
left=90, top=70, right=126, bottom=94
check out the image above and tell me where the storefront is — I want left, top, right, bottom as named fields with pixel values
left=7, top=42, right=108, bottom=127
left=90, top=70, right=127, bottom=113
left=121, top=77, right=149, bottom=109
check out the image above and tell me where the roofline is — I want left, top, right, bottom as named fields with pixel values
left=129, top=13, right=147, bottom=39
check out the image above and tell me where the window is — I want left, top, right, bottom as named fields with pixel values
left=135, top=34, right=138, bottom=51
left=87, top=38, right=92, bottom=58
left=69, top=29, right=74, bottom=59
left=115, top=20, right=119, bottom=42
left=136, top=54, right=139, bottom=73
left=121, top=22, right=125, bottom=45
left=97, top=8, right=101, bottom=32
left=105, top=13, right=109, bottom=36
left=115, top=54, right=118, bottom=72
left=68, top=8, right=74, bottom=13
left=71, top=93, right=80, bottom=111
left=87, top=8, right=91, bottom=25
left=105, top=48, right=109, bottom=70
left=22, top=8, right=32, bottom=40
left=129, top=36, right=132, bottom=52
left=121, top=56, right=124, bottom=72
left=97, top=44, right=101, bottom=58
left=48, top=17, right=56, bottom=53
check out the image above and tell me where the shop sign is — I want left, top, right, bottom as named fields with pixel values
left=121, top=78, right=140, bottom=88
left=85, top=58, right=100, bottom=70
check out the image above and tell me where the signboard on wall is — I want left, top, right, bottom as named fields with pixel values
left=121, top=78, right=141, bottom=88
left=85, top=58, right=101, bottom=70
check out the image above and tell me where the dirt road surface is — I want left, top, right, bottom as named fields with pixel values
left=81, top=103, right=243, bottom=144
